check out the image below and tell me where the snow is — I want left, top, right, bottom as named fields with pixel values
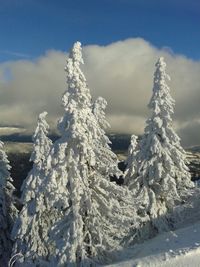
left=124, top=135, right=138, bottom=185
left=104, top=221, right=200, bottom=267
left=0, top=141, right=17, bottom=266
left=11, top=112, right=53, bottom=265
left=102, top=187, right=200, bottom=266
left=30, top=41, right=138, bottom=266
left=93, top=96, right=122, bottom=178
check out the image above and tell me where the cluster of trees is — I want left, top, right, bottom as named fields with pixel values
left=0, top=42, right=193, bottom=267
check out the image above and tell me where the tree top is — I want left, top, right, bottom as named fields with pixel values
left=69, top=41, right=84, bottom=65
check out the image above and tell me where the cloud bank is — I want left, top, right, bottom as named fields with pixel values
left=0, top=38, right=200, bottom=146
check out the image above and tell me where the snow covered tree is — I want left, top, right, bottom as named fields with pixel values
left=21, top=111, right=52, bottom=202
left=44, top=41, right=137, bottom=266
left=126, top=57, right=194, bottom=236
left=0, top=141, right=17, bottom=266
left=124, top=135, right=138, bottom=186
left=12, top=111, right=54, bottom=266
left=93, top=96, right=122, bottom=178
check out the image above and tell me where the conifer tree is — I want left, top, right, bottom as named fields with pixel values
left=45, top=42, right=136, bottom=266
left=126, top=57, right=193, bottom=235
left=124, top=135, right=138, bottom=186
left=93, top=96, right=122, bottom=178
left=0, top=141, right=17, bottom=266
left=12, top=111, right=54, bottom=265
left=21, top=111, right=52, bottom=201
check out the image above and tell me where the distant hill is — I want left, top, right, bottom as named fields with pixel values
left=187, top=146, right=200, bottom=153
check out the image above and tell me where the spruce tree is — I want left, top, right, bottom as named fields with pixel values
left=127, top=57, right=193, bottom=235
left=124, top=135, right=138, bottom=186
left=21, top=111, right=52, bottom=201
left=93, top=96, right=122, bottom=178
left=45, top=42, right=136, bottom=266
left=0, top=141, right=17, bottom=266
left=12, top=111, right=54, bottom=266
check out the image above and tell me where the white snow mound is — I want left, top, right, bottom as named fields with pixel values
left=104, top=221, right=200, bottom=267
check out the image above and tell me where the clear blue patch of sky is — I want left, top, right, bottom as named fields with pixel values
left=0, top=0, right=199, bottom=62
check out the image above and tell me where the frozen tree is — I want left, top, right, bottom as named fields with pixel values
left=127, top=57, right=193, bottom=235
left=21, top=111, right=52, bottom=201
left=124, top=135, right=138, bottom=186
left=44, top=42, right=137, bottom=266
left=0, top=141, right=17, bottom=266
left=93, top=96, right=122, bottom=178
left=12, top=111, right=54, bottom=266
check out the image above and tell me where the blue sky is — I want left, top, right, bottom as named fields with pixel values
left=0, top=0, right=199, bottom=62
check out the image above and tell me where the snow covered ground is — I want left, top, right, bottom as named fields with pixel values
left=2, top=141, right=200, bottom=266
left=102, top=188, right=200, bottom=267
left=104, top=221, right=200, bottom=267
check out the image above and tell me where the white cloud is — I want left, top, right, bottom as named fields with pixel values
left=0, top=38, right=200, bottom=146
